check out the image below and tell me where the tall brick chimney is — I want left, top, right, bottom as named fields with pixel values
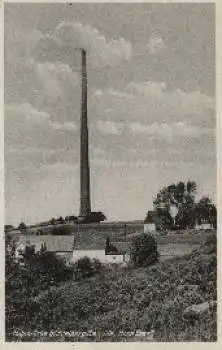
left=79, top=49, right=91, bottom=218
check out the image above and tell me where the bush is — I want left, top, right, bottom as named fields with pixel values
left=18, top=222, right=27, bottom=232
left=5, top=237, right=74, bottom=337
left=202, top=233, right=217, bottom=254
left=130, top=234, right=159, bottom=267
left=74, top=257, right=102, bottom=280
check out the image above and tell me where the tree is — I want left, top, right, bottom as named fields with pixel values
left=153, top=181, right=197, bottom=230
left=130, top=234, right=159, bottom=267
left=155, top=208, right=173, bottom=231
left=74, top=257, right=102, bottom=280
left=65, top=215, right=78, bottom=223
left=18, top=222, right=27, bottom=232
left=50, top=218, right=56, bottom=225
left=5, top=234, right=74, bottom=339
left=196, top=197, right=217, bottom=228
left=58, top=216, right=65, bottom=224
left=83, top=211, right=107, bottom=223
left=4, top=225, right=14, bottom=233
left=175, top=204, right=196, bottom=229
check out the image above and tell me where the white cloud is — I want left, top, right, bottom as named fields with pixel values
left=92, top=81, right=215, bottom=129
left=130, top=122, right=171, bottom=137
left=36, top=21, right=132, bottom=68
left=50, top=121, right=77, bottom=131
left=37, top=61, right=79, bottom=102
left=127, top=81, right=167, bottom=96
left=5, top=102, right=50, bottom=123
left=147, top=35, right=165, bottom=54
left=129, top=121, right=200, bottom=139
left=97, top=121, right=124, bottom=135
left=94, top=89, right=104, bottom=97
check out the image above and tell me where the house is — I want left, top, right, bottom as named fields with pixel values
left=11, top=235, right=74, bottom=265
left=195, top=221, right=213, bottom=230
left=144, top=211, right=156, bottom=233
left=73, top=240, right=130, bottom=264
left=72, top=249, right=130, bottom=264
left=11, top=234, right=130, bottom=265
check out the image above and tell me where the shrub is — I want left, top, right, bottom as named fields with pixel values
left=130, top=234, right=159, bottom=267
left=202, top=233, right=217, bottom=254
left=18, top=222, right=27, bottom=232
left=74, top=257, right=102, bottom=280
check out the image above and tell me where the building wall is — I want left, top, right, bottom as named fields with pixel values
left=144, top=223, right=156, bottom=233
left=72, top=250, right=128, bottom=264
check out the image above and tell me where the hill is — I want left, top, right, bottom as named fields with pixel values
left=8, top=233, right=217, bottom=341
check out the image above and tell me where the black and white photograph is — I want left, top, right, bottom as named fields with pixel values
left=4, top=2, right=217, bottom=342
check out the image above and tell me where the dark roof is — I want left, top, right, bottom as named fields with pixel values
left=12, top=235, right=75, bottom=252
left=111, top=241, right=130, bottom=253
left=11, top=235, right=131, bottom=253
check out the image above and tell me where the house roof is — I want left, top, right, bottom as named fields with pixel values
left=11, top=235, right=131, bottom=253
left=12, top=235, right=75, bottom=252
left=111, top=241, right=130, bottom=253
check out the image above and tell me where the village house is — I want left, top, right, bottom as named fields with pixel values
left=195, top=221, right=213, bottom=230
left=11, top=234, right=130, bottom=265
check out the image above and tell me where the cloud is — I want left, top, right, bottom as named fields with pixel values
left=126, top=81, right=167, bottom=96
left=97, top=121, right=124, bottom=135
left=37, top=61, right=79, bottom=102
left=90, top=81, right=215, bottom=168
left=147, top=35, right=165, bottom=54
left=92, top=81, right=215, bottom=129
left=129, top=121, right=201, bottom=139
left=5, top=102, right=50, bottom=124
left=35, top=21, right=132, bottom=68
left=5, top=102, right=78, bottom=134
left=50, top=121, right=77, bottom=131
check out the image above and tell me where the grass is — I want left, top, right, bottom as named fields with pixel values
left=8, top=232, right=217, bottom=342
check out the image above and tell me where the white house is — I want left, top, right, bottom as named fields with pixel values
left=144, top=211, right=156, bottom=233
left=195, top=222, right=213, bottom=230
left=72, top=250, right=130, bottom=264
left=10, top=235, right=130, bottom=265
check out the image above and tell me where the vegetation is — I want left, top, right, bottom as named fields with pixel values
left=81, top=211, right=107, bottom=223
left=74, top=257, right=102, bottom=280
left=5, top=232, right=217, bottom=341
left=5, top=235, right=73, bottom=336
left=130, top=234, right=159, bottom=267
left=149, top=181, right=217, bottom=231
left=65, top=215, right=78, bottom=223
left=4, top=225, right=14, bottom=233
left=18, top=222, right=27, bottom=232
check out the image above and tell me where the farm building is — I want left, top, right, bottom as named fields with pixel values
left=195, top=222, right=213, bottom=230
left=72, top=250, right=130, bottom=264
left=10, top=235, right=130, bottom=265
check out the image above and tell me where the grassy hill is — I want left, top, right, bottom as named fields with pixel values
left=8, top=233, right=217, bottom=342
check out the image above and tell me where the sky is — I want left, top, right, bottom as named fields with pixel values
left=4, top=3, right=216, bottom=226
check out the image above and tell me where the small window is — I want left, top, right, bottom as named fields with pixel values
left=112, top=256, right=116, bottom=260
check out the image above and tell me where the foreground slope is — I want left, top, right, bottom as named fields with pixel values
left=9, top=234, right=215, bottom=342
